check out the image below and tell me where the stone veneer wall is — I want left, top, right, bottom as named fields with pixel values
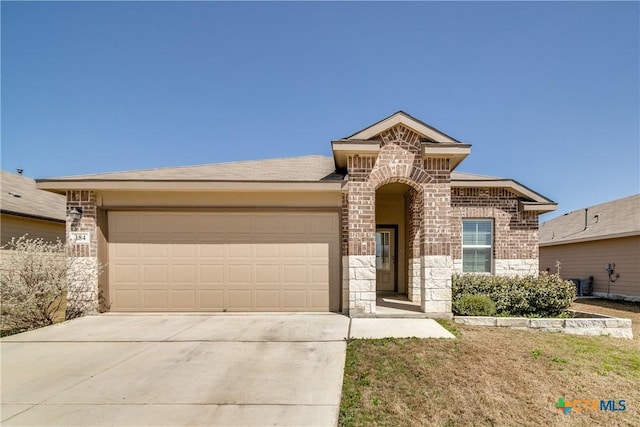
left=454, top=316, right=633, bottom=339
left=66, top=190, right=99, bottom=315
left=343, top=155, right=377, bottom=315
left=421, top=158, right=452, bottom=314
left=451, top=187, right=539, bottom=276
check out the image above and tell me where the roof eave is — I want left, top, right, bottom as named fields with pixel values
left=36, top=180, right=346, bottom=193
left=1, top=209, right=66, bottom=223
left=422, top=143, right=471, bottom=170
left=452, top=178, right=556, bottom=206
left=331, top=140, right=381, bottom=169
left=540, top=231, right=640, bottom=247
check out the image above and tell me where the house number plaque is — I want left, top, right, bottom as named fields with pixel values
left=69, top=232, right=90, bottom=245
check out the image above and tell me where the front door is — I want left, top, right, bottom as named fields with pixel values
left=376, top=228, right=396, bottom=292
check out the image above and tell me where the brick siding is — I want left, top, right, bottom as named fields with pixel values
left=451, top=187, right=539, bottom=260
left=67, top=190, right=98, bottom=257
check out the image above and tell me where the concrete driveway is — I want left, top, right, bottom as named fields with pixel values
left=1, top=313, right=350, bottom=426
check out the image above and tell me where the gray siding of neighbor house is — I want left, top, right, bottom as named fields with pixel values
left=540, top=235, right=640, bottom=299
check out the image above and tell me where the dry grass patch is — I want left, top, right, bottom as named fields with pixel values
left=340, top=323, right=639, bottom=426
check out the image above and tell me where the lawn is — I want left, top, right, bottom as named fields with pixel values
left=340, top=299, right=640, bottom=426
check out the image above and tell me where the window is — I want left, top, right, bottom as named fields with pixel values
left=462, top=219, right=492, bottom=273
left=375, top=231, right=391, bottom=270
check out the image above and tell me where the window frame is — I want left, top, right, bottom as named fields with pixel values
left=461, top=219, right=493, bottom=274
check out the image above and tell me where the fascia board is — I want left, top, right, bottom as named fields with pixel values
left=36, top=180, right=345, bottom=193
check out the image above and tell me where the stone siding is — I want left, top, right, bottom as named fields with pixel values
left=343, top=255, right=377, bottom=315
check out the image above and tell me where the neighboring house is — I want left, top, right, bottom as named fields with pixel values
left=1, top=170, right=66, bottom=246
left=36, top=112, right=556, bottom=317
left=540, top=194, right=640, bottom=301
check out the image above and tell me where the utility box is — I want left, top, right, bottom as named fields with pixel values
left=580, top=278, right=593, bottom=296
left=569, top=278, right=592, bottom=297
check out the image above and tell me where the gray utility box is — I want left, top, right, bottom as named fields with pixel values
left=569, top=278, right=592, bottom=297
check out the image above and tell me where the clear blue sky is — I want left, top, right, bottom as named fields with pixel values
left=2, top=1, right=638, bottom=221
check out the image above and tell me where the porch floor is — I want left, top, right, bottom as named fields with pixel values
left=375, top=293, right=430, bottom=318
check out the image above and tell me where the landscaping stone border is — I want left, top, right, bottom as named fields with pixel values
left=453, top=311, right=633, bottom=339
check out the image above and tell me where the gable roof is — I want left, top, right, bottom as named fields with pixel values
left=346, top=111, right=461, bottom=143
left=539, top=194, right=640, bottom=246
left=332, top=111, right=471, bottom=172
left=35, top=154, right=554, bottom=211
left=36, top=155, right=347, bottom=193
left=1, top=171, right=66, bottom=222
left=37, top=155, right=343, bottom=182
left=451, top=171, right=556, bottom=209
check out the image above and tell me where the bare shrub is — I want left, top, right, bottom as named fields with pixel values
left=0, top=235, right=99, bottom=333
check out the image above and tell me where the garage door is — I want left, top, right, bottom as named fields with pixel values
left=108, top=211, right=339, bottom=312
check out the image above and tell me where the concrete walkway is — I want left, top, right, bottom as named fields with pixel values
left=1, top=313, right=454, bottom=426
left=349, top=318, right=456, bottom=339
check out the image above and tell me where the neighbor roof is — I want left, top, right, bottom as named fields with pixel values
left=1, top=171, right=66, bottom=222
left=539, top=194, right=640, bottom=246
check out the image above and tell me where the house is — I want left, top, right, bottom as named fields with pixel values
left=540, top=194, right=640, bottom=301
left=36, top=112, right=556, bottom=317
left=1, top=170, right=66, bottom=246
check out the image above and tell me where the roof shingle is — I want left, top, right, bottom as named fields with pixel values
left=1, top=171, right=66, bottom=221
left=40, top=155, right=345, bottom=182
left=539, top=194, right=640, bottom=246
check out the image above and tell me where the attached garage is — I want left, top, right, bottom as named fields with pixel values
left=108, top=211, right=340, bottom=312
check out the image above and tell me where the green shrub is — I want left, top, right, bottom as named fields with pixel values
left=452, top=272, right=576, bottom=317
left=452, top=294, right=496, bottom=316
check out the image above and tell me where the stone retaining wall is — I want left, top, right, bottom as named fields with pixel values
left=454, top=314, right=633, bottom=339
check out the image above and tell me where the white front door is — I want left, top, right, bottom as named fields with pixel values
left=376, top=228, right=395, bottom=292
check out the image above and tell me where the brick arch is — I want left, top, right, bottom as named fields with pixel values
left=368, top=164, right=432, bottom=191
left=379, top=124, right=422, bottom=148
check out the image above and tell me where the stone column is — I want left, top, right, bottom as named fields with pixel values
left=344, top=155, right=377, bottom=316
left=66, top=190, right=99, bottom=316
left=420, top=158, right=453, bottom=317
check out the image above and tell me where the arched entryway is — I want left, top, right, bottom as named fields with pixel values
left=374, top=181, right=424, bottom=313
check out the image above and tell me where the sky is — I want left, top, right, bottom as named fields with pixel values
left=1, top=1, right=638, bottom=221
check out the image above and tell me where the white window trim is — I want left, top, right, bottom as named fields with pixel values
left=462, top=219, right=494, bottom=274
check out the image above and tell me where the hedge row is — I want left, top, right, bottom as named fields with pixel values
left=452, top=273, right=576, bottom=317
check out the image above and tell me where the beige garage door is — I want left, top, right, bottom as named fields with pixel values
left=108, top=211, right=339, bottom=312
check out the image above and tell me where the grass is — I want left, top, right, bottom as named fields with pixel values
left=340, top=299, right=640, bottom=426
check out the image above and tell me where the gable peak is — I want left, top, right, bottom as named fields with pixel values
left=346, top=111, right=460, bottom=143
